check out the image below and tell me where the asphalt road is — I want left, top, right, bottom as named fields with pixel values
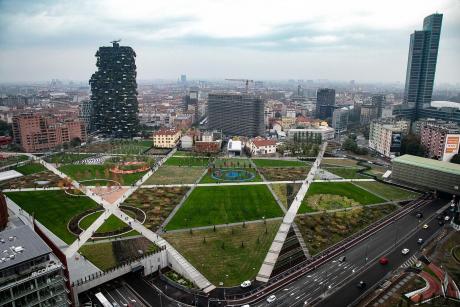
left=253, top=198, right=449, bottom=307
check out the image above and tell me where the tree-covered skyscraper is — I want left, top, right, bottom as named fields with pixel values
left=89, top=41, right=139, bottom=138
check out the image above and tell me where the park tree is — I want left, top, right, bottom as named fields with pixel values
left=70, top=137, right=81, bottom=147
left=450, top=154, right=460, bottom=164
left=400, top=134, right=426, bottom=157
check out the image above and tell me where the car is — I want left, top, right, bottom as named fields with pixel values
left=240, top=280, right=251, bottom=288
left=417, top=238, right=424, bottom=244
left=379, top=257, right=389, bottom=265
left=242, top=305, right=250, bottom=307
left=422, top=224, right=429, bottom=229
left=339, top=256, right=346, bottom=263
left=266, top=295, right=276, bottom=303
left=444, top=216, right=450, bottom=221
left=415, top=212, right=423, bottom=218
left=357, top=281, right=367, bottom=289
left=402, top=248, right=410, bottom=255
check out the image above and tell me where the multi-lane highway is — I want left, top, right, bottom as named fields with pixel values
left=250, top=198, right=448, bottom=307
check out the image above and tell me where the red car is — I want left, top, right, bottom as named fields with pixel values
left=379, top=257, right=389, bottom=265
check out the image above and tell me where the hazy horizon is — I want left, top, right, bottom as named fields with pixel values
left=0, top=0, right=459, bottom=84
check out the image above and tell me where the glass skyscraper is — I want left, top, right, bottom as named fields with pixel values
left=403, top=13, right=443, bottom=118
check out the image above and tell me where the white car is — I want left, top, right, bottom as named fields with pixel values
left=402, top=248, right=410, bottom=255
left=240, top=280, right=251, bottom=288
left=422, top=224, right=429, bottom=229
left=267, top=295, right=276, bottom=303
left=444, top=216, right=450, bottom=221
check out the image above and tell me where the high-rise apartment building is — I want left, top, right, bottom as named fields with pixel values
left=316, top=88, right=336, bottom=119
left=78, top=100, right=93, bottom=131
left=0, top=226, right=69, bottom=307
left=420, top=122, right=460, bottom=161
left=371, top=94, right=385, bottom=118
left=400, top=13, right=443, bottom=119
left=89, top=41, right=139, bottom=138
left=12, top=113, right=87, bottom=152
left=332, top=107, right=349, bottom=137
left=369, top=119, right=410, bottom=157
left=207, top=93, right=264, bottom=137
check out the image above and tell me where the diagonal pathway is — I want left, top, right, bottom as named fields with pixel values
left=24, top=149, right=215, bottom=292
left=256, top=142, right=327, bottom=282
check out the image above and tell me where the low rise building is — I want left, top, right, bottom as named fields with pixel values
left=227, top=139, right=242, bottom=156
left=369, top=119, right=410, bottom=157
left=12, top=113, right=87, bottom=152
left=420, top=122, right=460, bottom=161
left=287, top=126, right=334, bottom=142
left=153, top=128, right=181, bottom=148
left=0, top=226, right=69, bottom=307
left=392, top=154, right=460, bottom=195
left=247, top=137, right=277, bottom=156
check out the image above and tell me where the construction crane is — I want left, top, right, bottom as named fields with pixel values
left=225, top=79, right=254, bottom=93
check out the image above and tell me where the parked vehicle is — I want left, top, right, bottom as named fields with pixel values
left=402, top=248, right=410, bottom=255
left=266, top=295, right=276, bottom=303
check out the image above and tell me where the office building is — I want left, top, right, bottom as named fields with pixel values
left=287, top=126, right=334, bottom=142
left=12, top=113, right=87, bottom=152
left=360, top=104, right=378, bottom=125
left=89, top=41, right=139, bottom=138
left=207, top=93, right=264, bottom=137
left=420, top=122, right=460, bottom=161
left=316, top=88, right=335, bottom=119
left=369, top=119, right=410, bottom=157
left=0, top=226, right=69, bottom=307
left=78, top=100, right=93, bottom=131
left=371, top=95, right=385, bottom=118
left=392, top=154, right=460, bottom=195
left=397, top=13, right=443, bottom=120
left=332, top=107, right=349, bottom=137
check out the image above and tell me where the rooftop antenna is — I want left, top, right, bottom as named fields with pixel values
left=111, top=39, right=121, bottom=46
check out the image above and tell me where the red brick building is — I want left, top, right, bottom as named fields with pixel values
left=0, top=192, right=8, bottom=230
left=12, top=113, right=87, bottom=152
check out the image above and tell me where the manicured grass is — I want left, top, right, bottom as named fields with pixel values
left=214, top=158, right=251, bottom=168
left=252, top=159, right=307, bottom=168
left=79, top=211, right=103, bottom=230
left=165, top=185, right=283, bottom=230
left=353, top=182, right=419, bottom=201
left=59, top=164, right=146, bottom=185
left=323, top=167, right=367, bottom=179
left=296, top=204, right=396, bottom=255
left=298, top=182, right=385, bottom=213
left=96, top=215, right=128, bottom=233
left=164, top=220, right=281, bottom=286
left=79, top=242, right=117, bottom=270
left=0, top=155, right=28, bottom=168
left=45, top=153, right=92, bottom=164
left=143, top=166, right=205, bottom=185
left=14, top=163, right=46, bottom=175
left=199, top=169, right=262, bottom=183
left=5, top=190, right=99, bottom=244
left=79, top=237, right=159, bottom=271
left=164, top=156, right=211, bottom=167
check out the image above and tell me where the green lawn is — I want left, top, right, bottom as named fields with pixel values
left=79, top=242, right=116, bottom=270
left=45, top=153, right=92, bottom=164
left=0, top=155, right=28, bottom=168
left=353, top=182, right=419, bottom=201
left=164, top=220, right=281, bottom=286
left=165, top=185, right=283, bottom=230
left=323, top=167, right=367, bottom=179
left=164, top=156, right=211, bottom=167
left=213, top=158, right=251, bottom=168
left=59, top=164, right=147, bottom=185
left=298, top=182, right=385, bottom=213
left=143, top=166, right=205, bottom=185
left=96, top=215, right=128, bottom=233
left=79, top=211, right=103, bottom=229
left=252, top=159, right=307, bottom=168
left=5, top=190, right=99, bottom=244
left=14, top=163, right=46, bottom=175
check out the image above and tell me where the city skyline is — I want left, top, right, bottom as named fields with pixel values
left=0, top=0, right=459, bottom=84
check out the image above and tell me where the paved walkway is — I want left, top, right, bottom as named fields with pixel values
left=19, top=149, right=215, bottom=293
left=256, top=142, right=327, bottom=282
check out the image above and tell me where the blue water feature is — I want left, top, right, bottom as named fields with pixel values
left=211, top=169, right=255, bottom=182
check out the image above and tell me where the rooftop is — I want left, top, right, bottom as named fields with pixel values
left=0, top=226, right=52, bottom=271
left=393, top=154, right=460, bottom=176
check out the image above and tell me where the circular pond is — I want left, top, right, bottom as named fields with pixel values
left=211, top=169, right=255, bottom=182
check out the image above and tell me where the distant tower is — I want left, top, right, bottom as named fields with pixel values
left=181, top=74, right=187, bottom=83
left=89, top=40, right=139, bottom=138
left=316, top=88, right=336, bottom=119
left=403, top=13, right=443, bottom=118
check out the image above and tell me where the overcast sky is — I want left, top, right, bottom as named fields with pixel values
left=0, top=0, right=459, bottom=84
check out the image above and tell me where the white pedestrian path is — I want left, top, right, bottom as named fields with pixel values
left=256, top=142, right=328, bottom=282
left=17, top=149, right=215, bottom=292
